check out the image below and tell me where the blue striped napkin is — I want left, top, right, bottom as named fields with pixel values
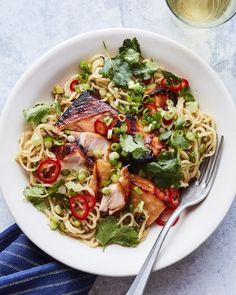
left=0, top=224, right=96, bottom=295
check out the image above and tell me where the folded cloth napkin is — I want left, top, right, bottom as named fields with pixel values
left=0, top=224, right=96, bottom=295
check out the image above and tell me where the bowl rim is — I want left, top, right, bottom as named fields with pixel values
left=1, top=28, right=236, bottom=276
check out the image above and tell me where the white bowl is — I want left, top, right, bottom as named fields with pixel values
left=0, top=28, right=236, bottom=277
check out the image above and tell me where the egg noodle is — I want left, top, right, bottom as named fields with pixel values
left=17, top=41, right=216, bottom=248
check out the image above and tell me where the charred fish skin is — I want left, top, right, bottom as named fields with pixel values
left=55, top=90, right=118, bottom=130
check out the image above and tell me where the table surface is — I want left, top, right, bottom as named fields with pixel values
left=0, top=1, right=236, bottom=294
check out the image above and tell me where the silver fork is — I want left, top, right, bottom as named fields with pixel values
left=126, top=135, right=224, bottom=295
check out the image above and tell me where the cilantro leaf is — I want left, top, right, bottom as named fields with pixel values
left=170, top=131, right=190, bottom=150
left=120, top=134, right=149, bottom=159
left=100, top=57, right=132, bottom=87
left=142, top=151, right=182, bottom=188
left=119, top=38, right=141, bottom=54
left=95, top=216, right=139, bottom=248
left=23, top=185, right=48, bottom=211
left=48, top=180, right=64, bottom=195
left=179, top=86, right=195, bottom=102
left=120, top=48, right=140, bottom=64
left=159, top=130, right=172, bottom=141
left=132, top=61, right=159, bottom=80
left=23, top=104, right=49, bottom=125
left=162, top=70, right=181, bottom=86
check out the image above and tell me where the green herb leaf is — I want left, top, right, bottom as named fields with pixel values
left=174, top=117, right=186, bottom=129
left=119, top=38, right=141, bottom=54
left=100, top=57, right=132, bottom=87
left=23, top=104, right=49, bottom=125
left=54, top=101, right=61, bottom=116
left=48, top=180, right=64, bottom=195
left=120, top=134, right=149, bottom=159
left=23, top=185, right=48, bottom=211
left=132, top=61, right=159, bottom=80
left=159, top=130, right=172, bottom=141
left=179, top=86, right=195, bottom=102
left=120, top=48, right=140, bottom=64
left=162, top=70, right=181, bottom=86
left=142, top=151, right=182, bottom=188
left=170, top=131, right=189, bottom=150
left=95, top=216, right=139, bottom=248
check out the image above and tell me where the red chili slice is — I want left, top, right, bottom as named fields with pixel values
left=161, top=78, right=182, bottom=92
left=155, top=187, right=170, bottom=202
left=69, top=194, right=89, bottom=221
left=168, top=188, right=181, bottom=209
left=85, top=193, right=96, bottom=210
left=36, top=158, right=61, bottom=184
left=70, top=80, right=80, bottom=92
left=156, top=208, right=179, bottom=226
left=94, top=119, right=109, bottom=136
left=145, top=102, right=157, bottom=114
left=142, top=78, right=152, bottom=85
left=124, top=118, right=132, bottom=134
left=163, top=117, right=173, bottom=125
left=181, top=78, right=189, bottom=89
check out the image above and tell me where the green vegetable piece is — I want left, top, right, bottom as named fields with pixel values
left=95, top=216, right=139, bottom=248
left=179, top=87, right=195, bottom=102
left=23, top=185, right=48, bottom=211
left=43, top=137, right=53, bottom=149
left=54, top=101, right=61, bottom=116
left=61, top=169, right=70, bottom=176
left=23, top=104, right=49, bottom=125
left=161, top=70, right=181, bottom=86
left=111, top=143, right=121, bottom=152
left=48, top=180, right=64, bottom=196
left=49, top=217, right=58, bottom=230
left=170, top=131, right=189, bottom=150
left=133, top=186, right=143, bottom=195
left=159, top=130, right=172, bottom=141
left=132, top=61, right=159, bottom=80
left=120, top=134, right=149, bottom=159
left=52, top=85, right=64, bottom=95
left=174, top=117, right=186, bottom=129
left=119, top=38, right=141, bottom=54
left=142, top=151, right=182, bottom=188
left=101, top=187, right=111, bottom=195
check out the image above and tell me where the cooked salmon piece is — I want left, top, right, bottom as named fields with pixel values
left=96, top=159, right=112, bottom=186
left=131, top=184, right=166, bottom=226
left=99, top=183, right=126, bottom=215
left=89, top=163, right=98, bottom=196
left=71, top=132, right=110, bottom=160
left=54, top=143, right=89, bottom=171
left=130, top=174, right=155, bottom=194
left=144, top=135, right=164, bottom=156
left=55, top=90, right=118, bottom=132
left=119, top=166, right=131, bottom=201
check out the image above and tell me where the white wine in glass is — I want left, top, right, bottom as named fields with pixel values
left=166, top=0, right=236, bottom=27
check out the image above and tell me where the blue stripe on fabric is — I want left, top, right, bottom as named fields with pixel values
left=0, top=225, right=96, bottom=295
left=0, top=224, right=20, bottom=252
left=0, top=261, right=96, bottom=295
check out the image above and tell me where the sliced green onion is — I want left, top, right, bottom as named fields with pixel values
left=99, top=88, right=107, bottom=97
left=54, top=205, right=62, bottom=215
left=107, top=129, right=113, bottom=139
left=120, top=124, right=128, bottom=133
left=61, top=169, right=70, bottom=176
left=93, top=149, right=102, bottom=158
left=113, top=127, right=121, bottom=135
left=166, top=99, right=174, bottom=107
left=31, top=132, right=43, bottom=146
left=118, top=114, right=126, bottom=122
left=102, top=187, right=111, bottom=195
left=53, top=85, right=64, bottom=95
left=111, top=174, right=119, bottom=183
left=186, top=131, right=195, bottom=141
left=109, top=152, right=120, bottom=161
left=106, top=92, right=113, bottom=100
left=133, top=186, right=142, bottom=195
left=64, top=129, right=71, bottom=135
left=49, top=217, right=58, bottom=230
left=121, top=150, right=129, bottom=157
left=101, top=179, right=111, bottom=187
left=58, top=185, right=66, bottom=194
left=72, top=219, right=81, bottom=227
left=111, top=143, right=121, bottom=151
left=137, top=200, right=144, bottom=211
left=43, top=137, right=53, bottom=148
left=103, top=116, right=113, bottom=126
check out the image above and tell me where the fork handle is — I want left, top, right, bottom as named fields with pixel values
left=126, top=203, right=188, bottom=295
